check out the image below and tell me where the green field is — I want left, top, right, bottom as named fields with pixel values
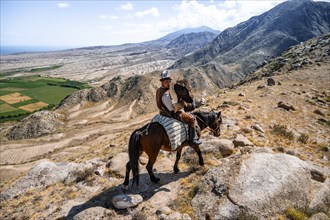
left=0, top=75, right=90, bottom=122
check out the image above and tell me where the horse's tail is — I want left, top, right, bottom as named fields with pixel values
left=129, top=129, right=141, bottom=187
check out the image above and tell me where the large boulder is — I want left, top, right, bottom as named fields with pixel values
left=203, top=136, right=234, bottom=157
left=6, top=110, right=64, bottom=140
left=0, top=160, right=96, bottom=200
left=71, top=207, right=116, bottom=220
left=191, top=153, right=329, bottom=219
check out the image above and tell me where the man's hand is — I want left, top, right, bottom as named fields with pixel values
left=179, top=98, right=187, bottom=107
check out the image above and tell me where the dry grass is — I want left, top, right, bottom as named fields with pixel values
left=285, top=206, right=308, bottom=220
left=18, top=101, right=48, bottom=112
left=168, top=175, right=201, bottom=219
left=0, top=92, right=31, bottom=104
left=298, top=133, right=309, bottom=144
left=272, top=124, right=295, bottom=140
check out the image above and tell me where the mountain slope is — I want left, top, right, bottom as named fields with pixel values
left=165, top=32, right=218, bottom=55
left=170, top=0, right=330, bottom=87
left=157, top=25, right=220, bottom=42
left=1, top=26, right=329, bottom=220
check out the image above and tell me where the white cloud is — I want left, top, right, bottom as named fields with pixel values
left=57, top=2, right=70, bottom=8
left=134, top=7, right=160, bottom=18
left=101, top=25, right=112, bottom=31
left=99, top=14, right=109, bottom=19
left=110, top=16, right=119, bottom=20
left=156, top=0, right=285, bottom=33
left=99, top=15, right=119, bottom=20
left=121, top=2, right=133, bottom=11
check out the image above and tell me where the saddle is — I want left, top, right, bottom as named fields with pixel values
left=152, top=114, right=189, bottom=150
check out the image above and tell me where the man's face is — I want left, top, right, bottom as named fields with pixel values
left=162, top=79, right=172, bottom=89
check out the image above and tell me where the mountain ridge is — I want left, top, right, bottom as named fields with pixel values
left=170, top=0, right=330, bottom=88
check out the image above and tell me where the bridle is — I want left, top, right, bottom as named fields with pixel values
left=195, top=114, right=221, bottom=135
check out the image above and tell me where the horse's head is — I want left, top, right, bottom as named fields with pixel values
left=194, top=111, right=222, bottom=137
left=209, top=111, right=222, bottom=137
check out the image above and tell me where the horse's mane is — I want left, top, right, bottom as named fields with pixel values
left=193, top=111, right=217, bottom=125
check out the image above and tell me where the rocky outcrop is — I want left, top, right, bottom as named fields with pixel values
left=191, top=152, right=329, bottom=219
left=6, top=110, right=64, bottom=140
left=0, top=160, right=100, bottom=200
left=71, top=207, right=116, bottom=220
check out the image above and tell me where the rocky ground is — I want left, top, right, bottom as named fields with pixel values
left=0, top=35, right=329, bottom=219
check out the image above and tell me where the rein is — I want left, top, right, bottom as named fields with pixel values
left=195, top=114, right=218, bottom=134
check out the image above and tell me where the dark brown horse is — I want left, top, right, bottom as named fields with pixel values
left=123, top=111, right=222, bottom=188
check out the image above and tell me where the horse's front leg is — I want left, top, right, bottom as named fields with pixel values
left=192, top=145, right=204, bottom=166
left=146, top=157, right=160, bottom=183
left=173, top=149, right=182, bottom=174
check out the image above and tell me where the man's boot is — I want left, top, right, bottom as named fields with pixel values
left=189, top=126, right=202, bottom=145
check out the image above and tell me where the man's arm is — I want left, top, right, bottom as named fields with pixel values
left=162, top=93, right=174, bottom=111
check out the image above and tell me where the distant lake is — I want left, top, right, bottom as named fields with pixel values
left=0, top=46, right=76, bottom=55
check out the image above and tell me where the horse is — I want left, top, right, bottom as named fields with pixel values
left=123, top=110, right=222, bottom=188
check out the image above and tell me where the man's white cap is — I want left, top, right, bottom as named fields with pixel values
left=160, top=70, right=173, bottom=81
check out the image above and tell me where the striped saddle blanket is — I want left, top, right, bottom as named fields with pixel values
left=152, top=114, right=189, bottom=150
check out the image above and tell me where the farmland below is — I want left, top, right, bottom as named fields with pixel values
left=0, top=75, right=89, bottom=122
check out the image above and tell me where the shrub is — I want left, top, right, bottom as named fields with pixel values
left=298, top=133, right=309, bottom=144
left=272, top=124, right=295, bottom=140
left=285, top=206, right=308, bottom=220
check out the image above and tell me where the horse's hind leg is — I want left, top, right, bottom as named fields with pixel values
left=146, top=156, right=160, bottom=183
left=192, top=145, right=204, bottom=166
left=173, top=149, right=182, bottom=174
left=123, top=162, right=131, bottom=188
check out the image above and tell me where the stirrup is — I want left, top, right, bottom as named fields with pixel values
left=191, top=139, right=202, bottom=145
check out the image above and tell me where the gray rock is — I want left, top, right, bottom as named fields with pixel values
left=72, top=207, right=116, bottom=220
left=257, top=84, right=266, bottom=90
left=0, top=160, right=95, bottom=200
left=156, top=206, right=172, bottom=216
left=233, top=134, right=254, bottom=147
left=57, top=89, right=90, bottom=109
left=203, top=138, right=234, bottom=157
left=278, top=101, right=296, bottom=111
left=108, top=153, right=128, bottom=177
left=314, top=109, right=326, bottom=116
left=192, top=153, right=317, bottom=219
left=267, top=78, right=276, bottom=86
left=112, top=194, right=143, bottom=209
left=309, top=179, right=330, bottom=213
left=242, top=127, right=253, bottom=133
left=251, top=124, right=265, bottom=133
left=164, top=212, right=191, bottom=220
left=6, top=111, right=64, bottom=140
left=308, top=213, right=330, bottom=220
left=87, top=87, right=107, bottom=102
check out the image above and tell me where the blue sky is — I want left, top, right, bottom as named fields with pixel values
left=1, top=0, right=328, bottom=47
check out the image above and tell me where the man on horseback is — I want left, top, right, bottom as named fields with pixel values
left=156, top=70, right=202, bottom=146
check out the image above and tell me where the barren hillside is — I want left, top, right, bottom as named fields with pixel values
left=0, top=33, right=329, bottom=219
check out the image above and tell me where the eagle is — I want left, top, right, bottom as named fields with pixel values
left=174, top=79, right=196, bottom=112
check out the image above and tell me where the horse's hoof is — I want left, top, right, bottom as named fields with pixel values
left=122, top=185, right=129, bottom=191
left=199, top=161, right=205, bottom=166
left=152, top=177, right=160, bottom=183
left=174, top=168, right=180, bottom=174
